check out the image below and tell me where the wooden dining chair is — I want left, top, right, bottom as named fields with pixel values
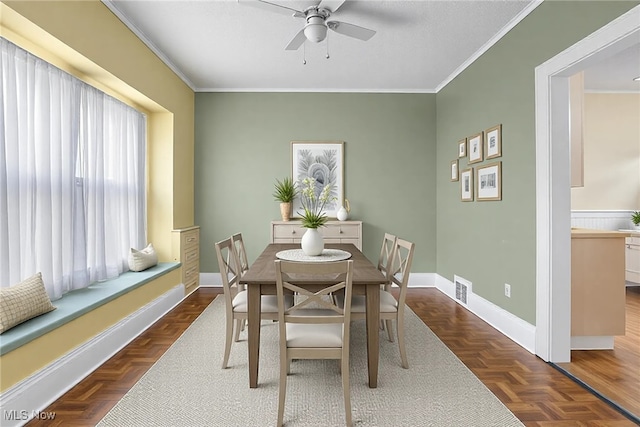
left=214, top=237, right=291, bottom=369
left=378, top=233, right=397, bottom=287
left=231, top=232, right=249, bottom=279
left=275, top=259, right=354, bottom=427
left=339, top=237, right=415, bottom=369
left=377, top=233, right=397, bottom=338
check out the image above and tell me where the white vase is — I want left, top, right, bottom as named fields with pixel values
left=337, top=206, right=348, bottom=221
left=301, top=228, right=324, bottom=256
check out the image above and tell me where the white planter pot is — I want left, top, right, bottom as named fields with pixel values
left=301, top=228, right=324, bottom=256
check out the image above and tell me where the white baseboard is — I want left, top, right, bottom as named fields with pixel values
left=200, top=271, right=534, bottom=353
left=200, top=272, right=222, bottom=287
left=435, top=274, right=536, bottom=354
left=0, top=284, right=185, bottom=427
left=200, top=272, right=438, bottom=288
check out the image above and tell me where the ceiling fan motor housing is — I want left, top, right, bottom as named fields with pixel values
left=304, top=9, right=329, bottom=43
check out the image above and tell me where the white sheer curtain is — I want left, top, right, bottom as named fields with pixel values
left=1, top=38, right=146, bottom=300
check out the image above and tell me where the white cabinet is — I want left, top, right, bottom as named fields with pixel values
left=625, top=236, right=640, bottom=284
left=271, top=220, right=362, bottom=250
left=172, top=226, right=200, bottom=295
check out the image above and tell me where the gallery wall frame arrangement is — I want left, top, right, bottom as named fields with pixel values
left=450, top=159, right=459, bottom=182
left=291, top=140, right=344, bottom=218
left=458, top=138, right=467, bottom=158
left=460, top=168, right=473, bottom=201
left=476, top=161, right=502, bottom=201
left=468, top=132, right=483, bottom=164
left=484, top=124, right=502, bottom=160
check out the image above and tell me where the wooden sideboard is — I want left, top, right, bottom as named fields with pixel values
left=570, top=228, right=628, bottom=338
left=172, top=226, right=200, bottom=295
left=271, top=220, right=362, bottom=250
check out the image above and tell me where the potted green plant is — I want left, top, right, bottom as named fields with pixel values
left=273, top=177, right=297, bottom=221
left=298, top=177, right=335, bottom=255
left=632, top=211, right=640, bottom=230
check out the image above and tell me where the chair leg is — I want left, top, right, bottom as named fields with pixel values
left=385, top=319, right=394, bottom=342
left=278, top=352, right=288, bottom=427
left=234, top=319, right=242, bottom=342
left=222, top=316, right=234, bottom=369
left=397, top=315, right=409, bottom=369
left=341, top=357, right=352, bottom=427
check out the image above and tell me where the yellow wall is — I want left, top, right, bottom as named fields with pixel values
left=0, top=0, right=195, bottom=390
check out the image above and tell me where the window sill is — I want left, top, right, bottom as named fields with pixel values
left=0, top=262, right=180, bottom=356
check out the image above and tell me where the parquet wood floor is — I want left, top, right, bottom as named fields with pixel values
left=555, top=286, right=640, bottom=419
left=25, top=287, right=638, bottom=426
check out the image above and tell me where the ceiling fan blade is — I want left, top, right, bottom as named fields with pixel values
left=326, top=21, right=376, bottom=41
left=238, top=0, right=305, bottom=18
left=285, top=28, right=307, bottom=51
left=318, top=0, right=346, bottom=13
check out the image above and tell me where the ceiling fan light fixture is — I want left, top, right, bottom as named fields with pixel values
left=304, top=16, right=327, bottom=43
left=634, top=76, right=640, bottom=81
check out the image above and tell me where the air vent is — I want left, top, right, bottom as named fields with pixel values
left=454, top=275, right=472, bottom=307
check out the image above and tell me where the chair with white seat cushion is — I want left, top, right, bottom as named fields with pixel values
left=214, top=237, right=291, bottom=369
left=275, top=259, right=354, bottom=427
left=338, top=237, right=414, bottom=369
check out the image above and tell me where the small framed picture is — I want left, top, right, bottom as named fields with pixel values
left=458, top=139, right=467, bottom=158
left=468, top=132, right=483, bottom=164
left=485, top=124, right=502, bottom=159
left=461, top=168, right=473, bottom=201
left=476, top=161, right=502, bottom=201
left=451, top=159, right=459, bottom=182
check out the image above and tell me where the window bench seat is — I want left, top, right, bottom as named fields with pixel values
left=0, top=262, right=180, bottom=356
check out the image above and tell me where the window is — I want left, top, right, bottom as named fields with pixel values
left=1, top=38, right=146, bottom=299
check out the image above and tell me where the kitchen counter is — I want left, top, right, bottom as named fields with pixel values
left=571, top=228, right=627, bottom=349
left=571, top=228, right=632, bottom=238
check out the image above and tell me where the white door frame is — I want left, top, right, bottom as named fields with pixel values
left=534, top=6, right=640, bottom=362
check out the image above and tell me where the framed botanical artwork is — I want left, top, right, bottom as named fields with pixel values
left=476, top=161, right=502, bottom=201
left=450, top=159, right=459, bottom=182
left=458, top=139, right=467, bottom=158
left=485, top=124, right=502, bottom=159
left=291, top=141, right=344, bottom=218
left=468, top=132, right=483, bottom=164
left=460, top=168, right=473, bottom=201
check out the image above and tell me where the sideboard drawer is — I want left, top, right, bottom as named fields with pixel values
left=321, top=224, right=360, bottom=239
left=271, top=220, right=362, bottom=251
left=272, top=224, right=306, bottom=240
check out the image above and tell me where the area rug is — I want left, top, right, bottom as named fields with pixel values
left=97, top=296, right=523, bottom=426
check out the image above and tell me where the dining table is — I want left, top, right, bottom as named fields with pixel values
left=239, top=243, right=387, bottom=389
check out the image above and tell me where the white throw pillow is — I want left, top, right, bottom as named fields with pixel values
left=0, top=272, right=56, bottom=334
left=129, top=243, right=158, bottom=272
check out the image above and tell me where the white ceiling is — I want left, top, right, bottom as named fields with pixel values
left=103, top=0, right=640, bottom=93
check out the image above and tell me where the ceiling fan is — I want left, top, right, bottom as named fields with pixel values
left=244, top=0, right=376, bottom=50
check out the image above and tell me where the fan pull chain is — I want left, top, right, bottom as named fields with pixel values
left=303, top=42, right=306, bottom=65
left=326, top=33, right=330, bottom=59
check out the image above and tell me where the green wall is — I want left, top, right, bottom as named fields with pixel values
left=435, top=1, right=638, bottom=324
left=195, top=93, right=437, bottom=272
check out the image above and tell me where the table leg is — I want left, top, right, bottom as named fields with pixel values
left=248, top=285, right=261, bottom=388
left=365, top=283, right=380, bottom=388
